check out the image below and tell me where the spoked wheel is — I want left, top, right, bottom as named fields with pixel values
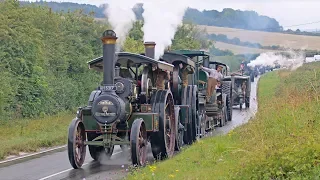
left=191, top=85, right=198, bottom=142
left=175, top=107, right=183, bottom=151
left=245, top=97, right=250, bottom=108
left=183, top=86, right=193, bottom=145
left=130, top=118, right=147, bottom=166
left=199, top=106, right=207, bottom=138
left=151, top=90, right=176, bottom=160
left=219, top=107, right=226, bottom=127
left=68, top=118, right=86, bottom=169
left=219, top=95, right=227, bottom=127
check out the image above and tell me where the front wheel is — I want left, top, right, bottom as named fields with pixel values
left=130, top=118, right=147, bottom=166
left=68, top=118, right=86, bottom=169
left=245, top=97, right=250, bottom=108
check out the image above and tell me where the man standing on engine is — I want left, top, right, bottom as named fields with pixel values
left=200, top=65, right=223, bottom=102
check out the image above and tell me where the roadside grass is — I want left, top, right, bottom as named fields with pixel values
left=0, top=111, right=74, bottom=160
left=126, top=62, right=320, bottom=180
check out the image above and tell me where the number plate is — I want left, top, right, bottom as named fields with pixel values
left=100, top=85, right=116, bottom=91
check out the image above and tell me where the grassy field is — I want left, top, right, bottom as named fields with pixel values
left=214, top=41, right=281, bottom=55
left=198, top=25, right=320, bottom=51
left=0, top=111, right=74, bottom=160
left=126, top=61, right=320, bottom=180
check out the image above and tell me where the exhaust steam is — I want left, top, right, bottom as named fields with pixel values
left=103, top=0, right=139, bottom=50
left=141, top=0, right=191, bottom=59
left=248, top=50, right=311, bottom=71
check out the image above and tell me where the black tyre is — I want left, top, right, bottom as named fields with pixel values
left=130, top=118, right=147, bottom=166
left=68, top=118, right=86, bottom=169
left=150, top=90, right=176, bottom=160
left=245, top=97, right=250, bottom=108
left=183, top=86, right=193, bottom=145
left=219, top=95, right=227, bottom=127
left=174, top=107, right=183, bottom=151
left=250, top=73, right=254, bottom=82
left=221, top=81, right=232, bottom=121
left=190, top=85, right=197, bottom=142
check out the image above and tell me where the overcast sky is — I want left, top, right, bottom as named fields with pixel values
left=27, top=0, right=320, bottom=31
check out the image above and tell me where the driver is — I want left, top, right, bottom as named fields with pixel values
left=200, top=65, right=223, bottom=102
left=180, top=63, right=194, bottom=88
left=152, top=65, right=170, bottom=90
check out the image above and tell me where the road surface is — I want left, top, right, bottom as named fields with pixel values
left=0, top=77, right=259, bottom=180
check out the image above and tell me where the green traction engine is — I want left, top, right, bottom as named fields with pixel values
left=161, top=52, right=200, bottom=148
left=67, top=30, right=177, bottom=169
left=170, top=50, right=233, bottom=129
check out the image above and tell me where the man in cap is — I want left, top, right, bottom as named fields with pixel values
left=200, top=64, right=224, bottom=102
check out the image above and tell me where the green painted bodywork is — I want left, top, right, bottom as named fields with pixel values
left=80, top=106, right=159, bottom=132
left=81, top=107, right=99, bottom=131
left=198, top=70, right=208, bottom=90
left=128, top=113, right=159, bottom=132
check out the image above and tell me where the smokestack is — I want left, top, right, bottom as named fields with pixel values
left=101, top=30, right=118, bottom=86
left=144, top=42, right=156, bottom=59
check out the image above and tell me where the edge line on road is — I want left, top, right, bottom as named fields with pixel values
left=37, top=151, right=122, bottom=180
left=0, top=145, right=67, bottom=168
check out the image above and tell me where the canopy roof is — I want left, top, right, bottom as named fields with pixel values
left=88, top=52, right=174, bottom=72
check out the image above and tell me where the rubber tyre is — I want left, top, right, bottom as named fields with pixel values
left=221, top=81, right=232, bottom=121
left=68, top=118, right=86, bottom=169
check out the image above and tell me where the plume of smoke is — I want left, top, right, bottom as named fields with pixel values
left=248, top=49, right=309, bottom=71
left=141, top=0, right=191, bottom=59
left=103, top=0, right=139, bottom=50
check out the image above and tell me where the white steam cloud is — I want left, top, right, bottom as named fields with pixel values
left=103, top=0, right=139, bottom=49
left=141, top=0, right=191, bottom=59
left=248, top=50, right=310, bottom=71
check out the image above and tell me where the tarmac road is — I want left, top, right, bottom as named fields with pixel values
left=0, top=77, right=259, bottom=180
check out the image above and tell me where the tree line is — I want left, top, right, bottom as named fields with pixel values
left=0, top=0, right=211, bottom=120
left=20, top=1, right=282, bottom=32
left=20, top=1, right=320, bottom=37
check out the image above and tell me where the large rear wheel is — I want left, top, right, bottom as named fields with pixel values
left=151, top=90, right=176, bottom=160
left=174, top=107, right=183, bottom=151
left=221, top=81, right=232, bottom=121
left=183, top=86, right=193, bottom=145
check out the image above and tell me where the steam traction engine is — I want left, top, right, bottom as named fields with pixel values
left=170, top=50, right=233, bottom=129
left=160, top=52, right=200, bottom=147
left=67, top=30, right=177, bottom=169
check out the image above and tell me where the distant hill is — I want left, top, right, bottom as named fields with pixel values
left=183, top=8, right=283, bottom=32
left=20, top=1, right=282, bottom=32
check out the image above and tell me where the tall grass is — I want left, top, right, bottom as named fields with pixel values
left=0, top=111, right=74, bottom=160
left=126, top=62, right=320, bottom=180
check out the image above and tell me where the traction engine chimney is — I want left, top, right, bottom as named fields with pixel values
left=144, top=42, right=156, bottom=59
left=101, top=30, right=117, bottom=86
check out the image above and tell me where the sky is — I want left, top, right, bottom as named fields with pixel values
left=27, top=0, right=320, bottom=31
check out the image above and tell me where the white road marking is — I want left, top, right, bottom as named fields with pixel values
left=37, top=151, right=122, bottom=180
left=0, top=145, right=67, bottom=165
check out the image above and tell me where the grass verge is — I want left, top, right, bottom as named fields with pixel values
left=126, top=62, right=320, bottom=180
left=0, top=111, right=74, bottom=160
